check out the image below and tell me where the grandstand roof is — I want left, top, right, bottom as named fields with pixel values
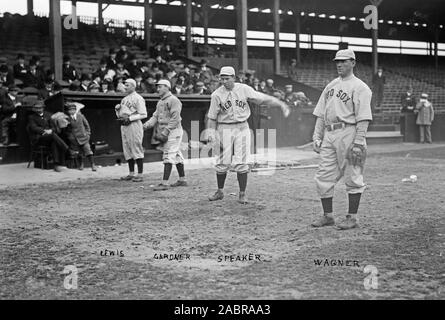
left=76, top=0, right=445, bottom=25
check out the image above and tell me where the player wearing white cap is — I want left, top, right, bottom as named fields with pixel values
left=116, top=78, right=148, bottom=182
left=311, top=49, right=373, bottom=230
left=207, top=66, right=290, bottom=204
left=143, top=79, right=186, bottom=190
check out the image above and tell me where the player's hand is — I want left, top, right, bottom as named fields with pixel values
left=280, top=102, right=290, bottom=118
left=115, top=104, right=121, bottom=111
left=313, top=139, right=322, bottom=153
left=155, top=133, right=168, bottom=143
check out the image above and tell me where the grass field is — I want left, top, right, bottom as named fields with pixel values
left=1, top=144, right=444, bottom=299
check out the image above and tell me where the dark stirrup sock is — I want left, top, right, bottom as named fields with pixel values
left=321, top=197, right=333, bottom=214
left=348, top=193, right=362, bottom=214
left=217, top=173, right=227, bottom=190
left=136, top=158, right=143, bottom=174
left=128, top=159, right=135, bottom=173
left=163, top=163, right=173, bottom=181
left=176, top=163, right=185, bottom=178
left=237, top=172, right=248, bottom=192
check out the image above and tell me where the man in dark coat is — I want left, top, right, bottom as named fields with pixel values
left=13, top=53, right=28, bottom=81
left=62, top=55, right=78, bottom=83
left=0, top=85, right=21, bottom=145
left=23, top=60, right=45, bottom=89
left=27, top=101, right=78, bottom=171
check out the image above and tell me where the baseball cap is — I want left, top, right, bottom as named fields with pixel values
left=125, top=78, right=137, bottom=87
left=219, top=66, right=235, bottom=77
left=421, top=93, right=429, bottom=98
left=333, top=49, right=356, bottom=61
left=156, top=79, right=171, bottom=89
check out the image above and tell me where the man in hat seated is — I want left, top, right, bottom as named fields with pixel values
left=0, top=85, right=21, bottom=145
left=93, top=58, right=109, bottom=81
left=287, top=58, right=298, bottom=82
left=283, top=84, right=299, bottom=107
left=78, top=74, right=92, bottom=92
left=0, top=64, right=15, bottom=88
left=23, top=60, right=45, bottom=89
left=13, top=53, right=28, bottom=82
left=27, top=100, right=78, bottom=171
left=62, top=55, right=78, bottom=83
left=194, top=81, right=211, bottom=95
left=107, top=49, right=118, bottom=71
left=198, top=59, right=213, bottom=84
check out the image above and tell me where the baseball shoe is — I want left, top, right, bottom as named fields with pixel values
left=154, top=183, right=169, bottom=191
left=132, top=176, right=143, bottom=182
left=311, top=215, right=335, bottom=228
left=91, top=164, right=97, bottom=171
left=238, top=192, right=248, bottom=204
left=78, top=160, right=84, bottom=171
left=209, top=190, right=224, bottom=201
left=170, top=180, right=188, bottom=187
left=120, top=175, right=134, bottom=181
left=336, top=215, right=358, bottom=230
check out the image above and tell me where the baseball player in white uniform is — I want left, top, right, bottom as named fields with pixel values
left=143, top=79, right=186, bottom=190
left=311, top=49, right=373, bottom=230
left=207, top=66, right=290, bottom=204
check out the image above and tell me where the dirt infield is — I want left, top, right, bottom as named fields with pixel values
left=1, top=145, right=444, bottom=299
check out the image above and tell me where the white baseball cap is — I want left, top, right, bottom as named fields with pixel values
left=219, top=66, right=236, bottom=76
left=333, top=49, right=356, bottom=61
left=156, top=79, right=171, bottom=89
left=125, top=78, right=136, bottom=87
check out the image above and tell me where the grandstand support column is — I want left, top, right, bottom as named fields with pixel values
left=203, top=0, right=209, bottom=54
left=236, top=0, right=248, bottom=72
left=27, top=0, right=34, bottom=16
left=49, top=0, right=63, bottom=82
left=434, top=26, right=439, bottom=69
left=98, top=0, right=104, bottom=32
left=144, top=0, right=152, bottom=52
left=186, top=0, right=193, bottom=59
left=295, top=11, right=301, bottom=64
left=273, top=0, right=281, bottom=75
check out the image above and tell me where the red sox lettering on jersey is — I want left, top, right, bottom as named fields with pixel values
left=313, top=74, right=373, bottom=124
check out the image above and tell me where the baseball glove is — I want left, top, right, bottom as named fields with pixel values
left=347, top=143, right=367, bottom=168
left=155, top=133, right=168, bottom=143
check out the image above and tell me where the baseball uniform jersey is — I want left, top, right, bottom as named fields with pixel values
left=313, top=74, right=373, bottom=124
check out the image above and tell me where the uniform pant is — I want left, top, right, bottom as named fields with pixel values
left=161, top=130, right=184, bottom=165
left=215, top=122, right=251, bottom=174
left=418, top=125, right=432, bottom=143
left=315, top=125, right=366, bottom=198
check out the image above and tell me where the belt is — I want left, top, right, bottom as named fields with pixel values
left=325, top=122, right=355, bottom=132
left=218, top=120, right=247, bottom=125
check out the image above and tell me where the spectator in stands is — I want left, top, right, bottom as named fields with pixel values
left=164, top=44, right=176, bottom=61
left=145, top=75, right=157, bottom=94
left=127, top=56, right=142, bottom=78
left=24, top=60, right=45, bottom=89
left=372, top=67, right=385, bottom=112
left=27, top=100, right=78, bottom=172
left=166, top=68, right=178, bottom=88
left=194, top=81, right=211, bottom=95
left=65, top=103, right=97, bottom=171
left=13, top=53, right=28, bottom=82
left=414, top=93, right=434, bottom=144
left=62, top=55, right=78, bottom=83
left=251, top=78, right=261, bottom=91
left=150, top=43, right=164, bottom=60
left=0, top=85, right=21, bottom=145
left=400, top=85, right=416, bottom=113
left=32, top=55, right=45, bottom=74
left=93, top=58, right=109, bottom=81
left=134, top=73, right=147, bottom=94
left=265, top=79, right=275, bottom=95
left=89, top=82, right=101, bottom=93
left=198, top=59, right=213, bottom=84
left=155, top=55, right=169, bottom=74
left=115, top=76, right=126, bottom=93
left=287, top=59, right=298, bottom=82
left=0, top=64, right=15, bottom=87
left=38, top=79, right=56, bottom=100
left=46, top=69, right=55, bottom=83
left=173, top=81, right=185, bottom=95
left=107, top=49, right=118, bottom=70
left=78, top=74, right=92, bottom=92
left=208, top=78, right=220, bottom=93
left=258, top=80, right=267, bottom=93
left=115, top=61, right=130, bottom=80
left=245, top=70, right=255, bottom=87
left=101, top=80, right=115, bottom=94
left=116, top=44, right=130, bottom=63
